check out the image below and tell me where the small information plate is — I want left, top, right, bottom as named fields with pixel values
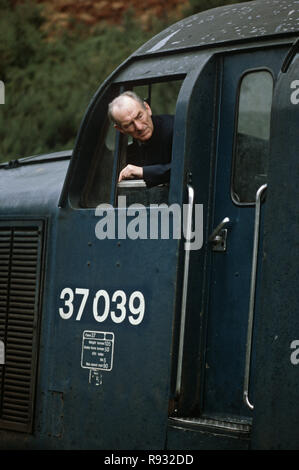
left=81, top=330, right=114, bottom=371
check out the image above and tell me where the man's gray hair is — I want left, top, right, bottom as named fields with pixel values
left=108, top=91, right=146, bottom=124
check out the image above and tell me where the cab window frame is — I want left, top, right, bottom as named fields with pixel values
left=80, top=75, right=185, bottom=209
left=231, top=67, right=274, bottom=206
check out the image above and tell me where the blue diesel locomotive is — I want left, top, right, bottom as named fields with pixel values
left=0, top=0, right=298, bottom=450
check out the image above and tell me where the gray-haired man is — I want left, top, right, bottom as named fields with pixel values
left=108, top=91, right=174, bottom=187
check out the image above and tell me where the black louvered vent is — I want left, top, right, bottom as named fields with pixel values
left=0, top=221, right=44, bottom=433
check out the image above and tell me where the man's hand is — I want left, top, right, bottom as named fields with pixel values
left=118, top=164, right=143, bottom=182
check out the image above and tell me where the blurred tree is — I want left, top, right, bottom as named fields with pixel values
left=185, top=0, right=252, bottom=15
left=0, top=4, right=158, bottom=162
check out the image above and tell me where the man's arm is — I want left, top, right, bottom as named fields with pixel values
left=143, top=163, right=171, bottom=187
left=118, top=164, right=143, bottom=182
left=118, top=163, right=170, bottom=187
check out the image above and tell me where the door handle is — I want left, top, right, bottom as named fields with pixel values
left=175, top=184, right=194, bottom=400
left=243, top=184, right=267, bottom=410
left=209, top=217, right=230, bottom=251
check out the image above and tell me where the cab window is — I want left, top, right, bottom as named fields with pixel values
left=80, top=79, right=183, bottom=208
left=232, top=70, right=273, bottom=204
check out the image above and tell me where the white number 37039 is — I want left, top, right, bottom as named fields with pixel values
left=59, top=287, right=145, bottom=326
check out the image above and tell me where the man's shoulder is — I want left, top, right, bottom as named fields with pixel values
left=153, top=114, right=174, bottom=136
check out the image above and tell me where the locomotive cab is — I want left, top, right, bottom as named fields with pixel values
left=0, top=0, right=298, bottom=450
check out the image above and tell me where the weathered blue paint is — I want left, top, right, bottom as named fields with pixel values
left=251, top=47, right=299, bottom=450
left=0, top=0, right=298, bottom=451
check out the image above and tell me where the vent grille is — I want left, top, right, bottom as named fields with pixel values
left=0, top=221, right=44, bottom=433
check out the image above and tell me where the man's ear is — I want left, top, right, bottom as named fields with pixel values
left=144, top=101, right=152, bottom=116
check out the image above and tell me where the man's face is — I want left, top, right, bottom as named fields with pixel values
left=113, top=98, right=154, bottom=142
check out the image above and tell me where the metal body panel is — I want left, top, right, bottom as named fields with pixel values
left=49, top=217, right=179, bottom=449
left=251, top=50, right=299, bottom=450
left=0, top=156, right=70, bottom=214
left=167, top=421, right=250, bottom=450
left=0, top=0, right=298, bottom=451
left=113, top=52, right=214, bottom=86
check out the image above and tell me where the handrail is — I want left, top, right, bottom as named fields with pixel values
left=175, top=184, right=194, bottom=399
left=243, top=184, right=267, bottom=410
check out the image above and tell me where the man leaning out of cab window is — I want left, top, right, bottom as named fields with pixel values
left=108, top=91, right=174, bottom=187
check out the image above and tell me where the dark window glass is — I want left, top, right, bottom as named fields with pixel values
left=232, top=70, right=273, bottom=204
left=81, top=119, right=117, bottom=208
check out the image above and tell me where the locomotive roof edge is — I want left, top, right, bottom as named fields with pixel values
left=133, top=0, right=299, bottom=57
left=0, top=149, right=72, bottom=170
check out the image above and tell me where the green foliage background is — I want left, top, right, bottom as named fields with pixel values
left=0, top=0, right=249, bottom=163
